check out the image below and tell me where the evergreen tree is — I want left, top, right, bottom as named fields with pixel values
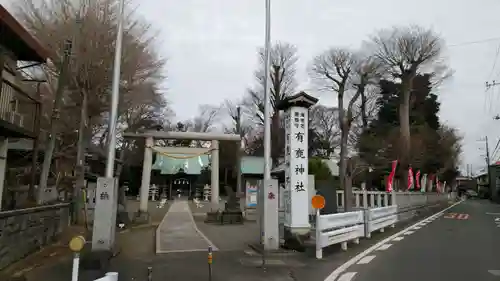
left=358, top=74, right=460, bottom=187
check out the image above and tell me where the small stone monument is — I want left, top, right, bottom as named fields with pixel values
left=205, top=185, right=243, bottom=224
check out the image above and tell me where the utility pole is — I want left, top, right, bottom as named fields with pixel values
left=92, top=0, right=126, bottom=254
left=486, top=80, right=500, bottom=90
left=485, top=136, right=490, bottom=170
left=236, top=106, right=242, bottom=195
left=484, top=136, right=492, bottom=199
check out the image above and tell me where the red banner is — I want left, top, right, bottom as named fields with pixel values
left=407, top=167, right=414, bottom=191
left=415, top=170, right=421, bottom=190
left=386, top=160, right=398, bottom=192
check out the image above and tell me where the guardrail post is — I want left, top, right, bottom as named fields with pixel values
left=363, top=208, right=371, bottom=238
left=362, top=190, right=368, bottom=208
left=147, top=267, right=152, bottom=281
left=341, top=241, right=348, bottom=251
left=315, top=208, right=322, bottom=259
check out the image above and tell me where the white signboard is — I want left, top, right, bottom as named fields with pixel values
left=284, top=106, right=310, bottom=228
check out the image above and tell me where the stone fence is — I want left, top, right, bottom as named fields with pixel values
left=0, top=203, right=70, bottom=270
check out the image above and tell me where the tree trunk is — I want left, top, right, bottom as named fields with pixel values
left=115, top=143, right=128, bottom=211
left=345, top=157, right=353, bottom=207
left=360, top=90, right=368, bottom=128
left=37, top=41, right=72, bottom=204
left=399, top=86, right=411, bottom=190
left=340, top=125, right=352, bottom=211
left=28, top=83, right=42, bottom=202
left=74, top=92, right=88, bottom=226
left=271, top=111, right=281, bottom=166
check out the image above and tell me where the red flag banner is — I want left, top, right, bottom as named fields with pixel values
left=386, top=160, right=398, bottom=192
left=407, top=167, right=414, bottom=191
left=415, top=170, right=421, bottom=189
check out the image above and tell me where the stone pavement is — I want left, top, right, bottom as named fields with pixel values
left=156, top=199, right=218, bottom=253
left=333, top=199, right=500, bottom=281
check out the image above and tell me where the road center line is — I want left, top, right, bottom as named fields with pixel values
left=377, top=244, right=392, bottom=250
left=337, top=272, right=357, bottom=281
left=357, top=255, right=376, bottom=264
left=323, top=200, right=463, bottom=281
left=488, top=270, right=500, bottom=276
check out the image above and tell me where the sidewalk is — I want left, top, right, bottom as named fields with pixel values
left=156, top=200, right=218, bottom=253
left=16, top=201, right=455, bottom=281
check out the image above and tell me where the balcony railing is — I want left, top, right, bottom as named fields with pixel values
left=0, top=78, right=38, bottom=137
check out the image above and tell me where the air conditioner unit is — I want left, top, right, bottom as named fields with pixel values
left=0, top=111, right=24, bottom=127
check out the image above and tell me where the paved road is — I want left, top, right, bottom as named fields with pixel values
left=333, top=200, right=500, bottom=281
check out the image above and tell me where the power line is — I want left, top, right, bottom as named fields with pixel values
left=448, top=37, right=500, bottom=48
left=491, top=137, right=500, bottom=161
left=488, top=43, right=500, bottom=79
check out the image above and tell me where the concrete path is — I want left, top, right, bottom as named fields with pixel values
left=156, top=199, right=218, bottom=253
left=328, top=200, right=500, bottom=281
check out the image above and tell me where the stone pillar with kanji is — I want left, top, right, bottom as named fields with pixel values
left=278, top=91, right=318, bottom=250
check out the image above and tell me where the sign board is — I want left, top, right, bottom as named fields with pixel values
left=283, top=107, right=310, bottom=228
left=312, top=195, right=325, bottom=209
left=246, top=180, right=258, bottom=207
left=91, top=177, right=118, bottom=251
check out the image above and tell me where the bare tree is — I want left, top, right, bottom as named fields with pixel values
left=15, top=0, right=167, bottom=209
left=244, top=42, right=298, bottom=165
left=191, top=105, right=219, bottom=133
left=309, top=105, right=340, bottom=157
left=369, top=25, right=446, bottom=188
left=310, top=48, right=359, bottom=211
left=223, top=99, right=251, bottom=140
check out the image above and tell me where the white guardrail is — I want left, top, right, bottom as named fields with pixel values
left=315, top=205, right=399, bottom=259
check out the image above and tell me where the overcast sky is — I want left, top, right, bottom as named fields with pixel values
left=3, top=0, right=500, bottom=174
left=135, top=0, right=500, bottom=174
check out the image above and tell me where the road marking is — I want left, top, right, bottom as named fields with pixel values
left=495, top=218, right=500, bottom=222
left=443, top=213, right=469, bottom=220
left=488, top=270, right=500, bottom=276
left=323, top=200, right=463, bottom=281
left=357, top=255, right=376, bottom=264
left=337, top=272, right=357, bottom=281
left=413, top=226, right=421, bottom=230
left=392, top=236, right=404, bottom=241
left=377, top=244, right=392, bottom=250
left=486, top=212, right=500, bottom=216
left=404, top=231, right=415, bottom=235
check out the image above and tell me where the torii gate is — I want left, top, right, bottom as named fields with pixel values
left=123, top=130, right=242, bottom=221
